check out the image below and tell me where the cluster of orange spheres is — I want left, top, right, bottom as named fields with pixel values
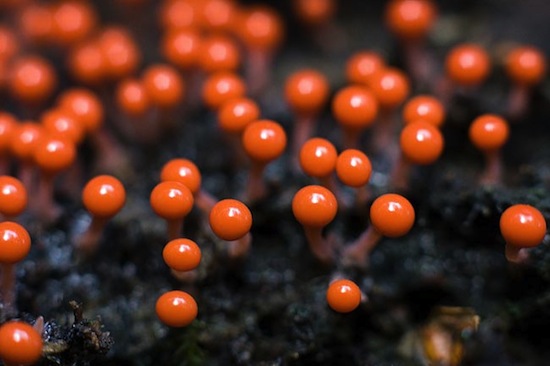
left=156, top=238, right=201, bottom=327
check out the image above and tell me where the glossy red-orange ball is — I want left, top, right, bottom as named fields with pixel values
left=0, top=221, right=31, bottom=264
left=217, top=97, right=260, bottom=134
left=67, top=40, right=107, bottom=85
left=469, top=114, right=509, bottom=152
left=99, top=28, right=141, bottom=80
left=370, top=67, right=410, bottom=109
left=294, top=0, right=336, bottom=26
left=237, top=6, right=284, bottom=50
left=0, top=26, right=19, bottom=61
left=150, top=181, right=194, bottom=220
left=163, top=238, right=202, bottom=272
left=0, top=320, right=43, bottom=365
left=445, top=43, right=491, bottom=86
left=335, top=149, right=372, bottom=187
left=159, top=0, right=200, bottom=31
left=370, top=193, right=415, bottom=238
left=505, top=46, right=547, bottom=86
left=0, top=176, right=27, bottom=217
left=209, top=199, right=252, bottom=241
left=116, top=79, right=151, bottom=116
left=345, top=51, right=385, bottom=87
left=500, top=204, right=546, bottom=249
left=156, top=290, right=198, bottom=327
left=199, top=35, right=240, bottom=74
left=299, top=137, right=337, bottom=178
left=33, top=136, right=76, bottom=174
left=10, top=56, right=57, bottom=103
left=403, top=95, right=445, bottom=127
left=400, top=120, right=444, bottom=165
left=161, top=28, right=202, bottom=70
left=82, top=175, right=126, bottom=219
left=292, top=185, right=337, bottom=228
left=58, top=88, right=104, bottom=133
left=0, top=112, right=16, bottom=153
left=202, top=72, right=246, bottom=110
left=326, top=279, right=361, bottom=313
left=142, top=64, right=185, bottom=108
left=242, top=120, right=287, bottom=163
left=385, top=0, right=437, bottom=41
left=41, top=109, right=85, bottom=144
left=160, top=159, right=201, bottom=195
left=202, top=0, right=236, bottom=32
left=332, top=86, right=378, bottom=130
left=10, top=123, right=44, bottom=163
left=51, top=0, right=97, bottom=46
left=18, top=4, right=54, bottom=44
left=284, top=69, right=329, bottom=116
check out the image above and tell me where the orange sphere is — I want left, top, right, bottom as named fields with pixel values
left=10, top=56, right=57, bottom=103
left=116, top=79, right=150, bottom=116
left=335, top=149, right=372, bottom=187
left=370, top=193, right=415, bottom=237
left=299, top=137, right=337, bottom=178
left=345, top=51, right=385, bottom=87
left=500, top=204, right=546, bottom=249
left=0, top=320, right=43, bottom=365
left=199, top=35, right=240, bottom=73
left=332, top=86, right=378, bottom=130
left=0, top=221, right=31, bottom=264
left=469, top=114, right=509, bottom=152
left=82, top=175, right=126, bottom=219
left=217, top=97, right=260, bottom=134
left=202, top=72, right=246, bottom=110
left=156, top=290, right=198, bottom=327
left=294, top=0, right=336, bottom=26
left=403, top=95, right=445, bottom=127
left=33, top=136, right=76, bottom=174
left=292, top=185, right=337, bottom=228
left=51, top=0, right=97, bottom=46
left=0, top=112, right=16, bottom=153
left=162, top=28, right=202, bottom=70
left=505, top=46, right=547, bottom=86
left=400, top=120, right=444, bottom=165
left=370, top=67, right=410, bottom=109
left=150, top=181, right=194, bottom=220
left=159, top=0, right=200, bottom=30
left=326, top=279, right=361, bottom=313
left=67, top=40, right=107, bottom=85
left=10, top=123, right=44, bottom=163
left=0, top=26, right=19, bottom=61
left=41, top=109, right=85, bottom=144
left=202, top=0, right=236, bottom=32
left=142, top=64, right=185, bottom=108
left=237, top=6, right=284, bottom=50
left=18, top=3, right=54, bottom=44
left=445, top=44, right=491, bottom=86
left=385, top=0, right=437, bottom=40
left=99, top=28, right=141, bottom=80
left=58, top=88, right=104, bottom=133
left=284, top=69, right=329, bottom=116
left=242, top=120, right=287, bottom=163
left=209, top=199, right=252, bottom=241
left=160, top=158, right=202, bottom=195
left=163, top=238, right=202, bottom=272
left=0, top=176, right=27, bottom=217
